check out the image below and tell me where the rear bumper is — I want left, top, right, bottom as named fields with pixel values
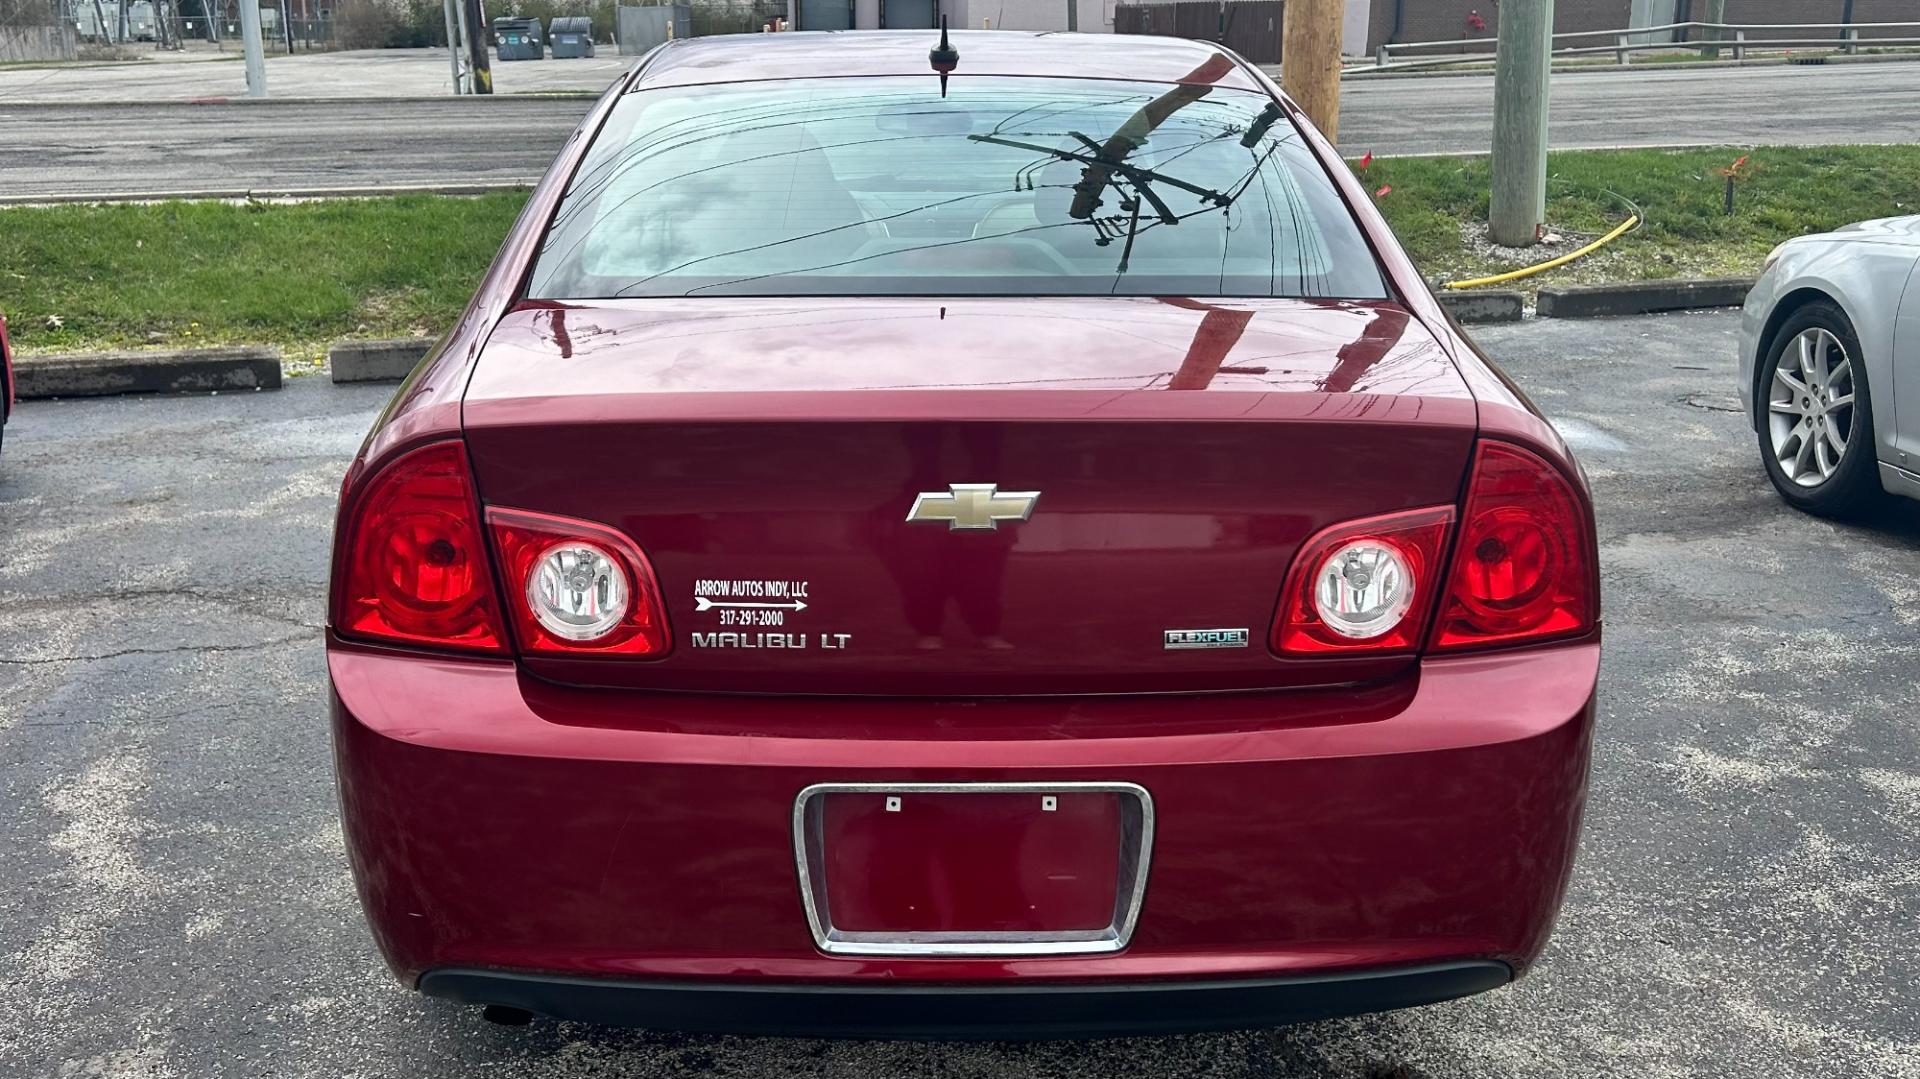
left=331, top=634, right=1597, bottom=1029
left=419, top=961, right=1513, bottom=1039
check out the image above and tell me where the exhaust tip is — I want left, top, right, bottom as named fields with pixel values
left=482, top=1004, right=534, bottom=1026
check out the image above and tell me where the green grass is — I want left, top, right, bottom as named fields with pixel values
left=1625, top=47, right=1920, bottom=64
left=1362, top=144, right=1920, bottom=292
left=1, top=146, right=1916, bottom=357
left=0, top=193, right=529, bottom=359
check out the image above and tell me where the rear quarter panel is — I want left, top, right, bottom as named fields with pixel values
left=1234, top=57, right=1584, bottom=495
left=333, top=53, right=658, bottom=553
left=1232, top=61, right=1459, bottom=351
left=327, top=56, right=660, bottom=640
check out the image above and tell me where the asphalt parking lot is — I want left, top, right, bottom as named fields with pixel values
left=1, top=310, right=1916, bottom=1078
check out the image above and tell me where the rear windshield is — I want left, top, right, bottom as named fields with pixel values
left=527, top=76, right=1389, bottom=300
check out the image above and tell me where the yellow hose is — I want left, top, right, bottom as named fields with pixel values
left=1442, top=215, right=1641, bottom=290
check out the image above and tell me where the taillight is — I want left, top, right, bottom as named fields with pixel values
left=335, top=441, right=507, bottom=654
left=1431, top=441, right=1596, bottom=651
left=1272, top=506, right=1454, bottom=654
left=487, top=508, right=671, bottom=657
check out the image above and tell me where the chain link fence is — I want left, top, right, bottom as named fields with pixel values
left=687, top=0, right=789, bottom=36
left=2, top=0, right=78, bottom=59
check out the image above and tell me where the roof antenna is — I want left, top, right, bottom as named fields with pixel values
left=929, top=15, right=959, bottom=98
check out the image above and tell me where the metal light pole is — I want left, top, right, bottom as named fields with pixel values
left=1280, top=0, right=1343, bottom=142
left=239, top=0, right=267, bottom=97
left=441, top=0, right=465, bottom=92
left=1701, top=0, right=1727, bottom=58
left=1489, top=0, right=1553, bottom=246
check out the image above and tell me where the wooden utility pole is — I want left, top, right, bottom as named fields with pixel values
left=461, top=0, right=492, bottom=94
left=1489, top=0, right=1553, bottom=246
left=1280, top=0, right=1342, bottom=141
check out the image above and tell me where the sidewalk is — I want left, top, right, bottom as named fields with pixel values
left=0, top=46, right=627, bottom=103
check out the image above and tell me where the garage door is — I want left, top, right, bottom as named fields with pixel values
left=798, top=0, right=854, bottom=30
left=885, top=0, right=938, bottom=28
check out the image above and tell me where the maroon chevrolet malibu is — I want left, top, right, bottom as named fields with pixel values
left=329, top=29, right=1599, bottom=1038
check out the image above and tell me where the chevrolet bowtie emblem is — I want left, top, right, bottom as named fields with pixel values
left=906, top=483, right=1040, bottom=531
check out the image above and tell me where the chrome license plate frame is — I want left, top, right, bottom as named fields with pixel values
left=791, top=781, right=1154, bottom=958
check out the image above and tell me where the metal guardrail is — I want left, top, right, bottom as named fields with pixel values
left=1368, top=21, right=1920, bottom=72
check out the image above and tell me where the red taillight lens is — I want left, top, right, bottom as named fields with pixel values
left=1272, top=506, right=1454, bottom=654
left=488, top=507, right=671, bottom=657
left=1431, top=441, right=1596, bottom=651
left=336, top=442, right=507, bottom=654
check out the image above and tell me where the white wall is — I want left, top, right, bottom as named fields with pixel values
left=1627, top=0, right=1685, bottom=42
left=1342, top=0, right=1372, bottom=56
left=950, top=0, right=1113, bottom=32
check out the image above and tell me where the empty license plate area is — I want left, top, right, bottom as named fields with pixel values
left=793, top=782, right=1153, bottom=957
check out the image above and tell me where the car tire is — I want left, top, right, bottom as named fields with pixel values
left=1756, top=299, right=1884, bottom=519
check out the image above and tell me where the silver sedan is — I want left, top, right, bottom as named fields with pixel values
left=1740, top=216, right=1920, bottom=516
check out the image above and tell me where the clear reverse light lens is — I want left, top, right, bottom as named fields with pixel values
left=527, top=542, right=629, bottom=641
left=1313, top=541, right=1415, bottom=640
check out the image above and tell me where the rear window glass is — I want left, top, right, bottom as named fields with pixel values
left=527, top=76, right=1389, bottom=300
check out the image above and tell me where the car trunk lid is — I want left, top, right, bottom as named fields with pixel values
left=462, top=296, right=1476, bottom=694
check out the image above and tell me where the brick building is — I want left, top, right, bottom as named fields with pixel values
left=803, top=0, right=1913, bottom=47
left=1351, top=0, right=1630, bottom=54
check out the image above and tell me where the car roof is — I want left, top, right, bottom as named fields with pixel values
left=630, top=30, right=1266, bottom=92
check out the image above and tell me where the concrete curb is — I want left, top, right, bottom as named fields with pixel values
left=1537, top=278, right=1755, bottom=319
left=329, top=338, right=433, bottom=383
left=1438, top=290, right=1525, bottom=324
left=14, top=346, right=282, bottom=399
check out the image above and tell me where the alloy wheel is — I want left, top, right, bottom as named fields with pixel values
left=1768, top=327, right=1856, bottom=488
